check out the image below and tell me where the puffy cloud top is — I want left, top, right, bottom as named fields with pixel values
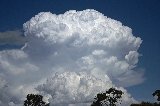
left=0, top=9, right=143, bottom=105
left=24, top=9, right=141, bottom=49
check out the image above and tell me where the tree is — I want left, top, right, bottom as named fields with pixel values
left=24, top=94, right=49, bottom=106
left=130, top=101, right=160, bottom=106
left=153, top=90, right=160, bottom=101
left=91, top=88, right=123, bottom=106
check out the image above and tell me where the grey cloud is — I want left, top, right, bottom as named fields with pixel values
left=0, top=30, right=26, bottom=45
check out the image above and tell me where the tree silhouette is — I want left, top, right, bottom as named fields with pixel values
left=91, top=88, right=123, bottom=106
left=131, top=90, right=160, bottom=106
left=153, top=90, right=160, bottom=101
left=24, top=94, right=49, bottom=106
left=131, top=101, right=160, bottom=106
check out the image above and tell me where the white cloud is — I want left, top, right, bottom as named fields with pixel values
left=0, top=9, right=143, bottom=105
left=37, top=72, right=136, bottom=106
left=37, top=72, right=112, bottom=105
left=125, top=51, right=139, bottom=65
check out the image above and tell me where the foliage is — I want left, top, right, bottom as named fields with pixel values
left=91, top=87, right=123, bottom=106
left=153, top=90, right=160, bottom=101
left=131, top=101, right=160, bottom=106
left=24, top=94, right=49, bottom=106
left=130, top=89, right=160, bottom=106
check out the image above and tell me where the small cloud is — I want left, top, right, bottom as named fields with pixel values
left=0, top=30, right=26, bottom=45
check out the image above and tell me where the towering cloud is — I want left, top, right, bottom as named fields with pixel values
left=0, top=9, right=143, bottom=105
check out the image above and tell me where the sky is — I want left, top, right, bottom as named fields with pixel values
left=0, top=0, right=160, bottom=105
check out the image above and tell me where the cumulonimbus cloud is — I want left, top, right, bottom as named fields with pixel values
left=0, top=9, right=143, bottom=105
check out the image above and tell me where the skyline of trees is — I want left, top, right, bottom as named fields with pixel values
left=23, top=89, right=160, bottom=106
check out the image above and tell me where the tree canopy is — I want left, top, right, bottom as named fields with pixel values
left=153, top=90, right=160, bottom=101
left=24, top=94, right=49, bottom=106
left=91, top=87, right=123, bottom=106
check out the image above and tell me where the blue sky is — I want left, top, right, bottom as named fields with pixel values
left=0, top=0, right=160, bottom=102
